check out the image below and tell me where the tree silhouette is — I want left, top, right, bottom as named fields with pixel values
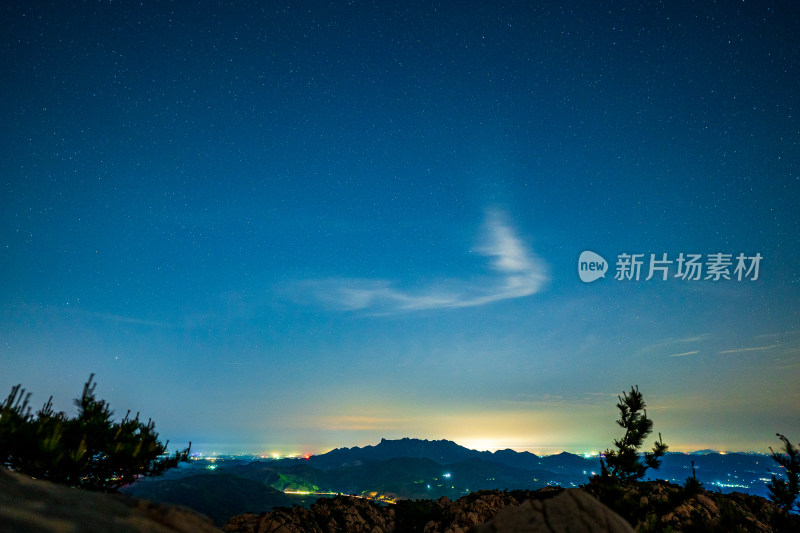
left=0, top=374, right=189, bottom=492
left=683, top=460, right=703, bottom=496
left=767, top=433, right=799, bottom=514
left=600, top=385, right=668, bottom=481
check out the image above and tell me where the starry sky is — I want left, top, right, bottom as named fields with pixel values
left=2, top=1, right=799, bottom=456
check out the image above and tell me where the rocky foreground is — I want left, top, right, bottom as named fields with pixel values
left=222, top=487, right=633, bottom=533
left=222, top=480, right=800, bottom=533
left=0, top=466, right=221, bottom=533
left=3, top=465, right=799, bottom=532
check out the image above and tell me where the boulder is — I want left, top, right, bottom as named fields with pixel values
left=472, top=489, right=634, bottom=533
left=222, top=495, right=392, bottom=533
left=0, top=467, right=222, bottom=533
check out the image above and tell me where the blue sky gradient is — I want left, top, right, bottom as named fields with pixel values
left=2, top=1, right=799, bottom=455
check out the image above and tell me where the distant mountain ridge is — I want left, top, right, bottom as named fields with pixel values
left=308, top=437, right=548, bottom=472
left=122, top=437, right=780, bottom=525
left=307, top=438, right=775, bottom=497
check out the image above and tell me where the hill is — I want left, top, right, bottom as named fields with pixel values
left=123, top=472, right=296, bottom=526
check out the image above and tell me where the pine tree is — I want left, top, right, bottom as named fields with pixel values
left=683, top=460, right=703, bottom=496
left=0, top=374, right=190, bottom=492
left=767, top=433, right=800, bottom=514
left=600, top=385, right=668, bottom=481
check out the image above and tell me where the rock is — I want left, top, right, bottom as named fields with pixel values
left=583, top=479, right=800, bottom=532
left=472, top=489, right=633, bottom=533
left=424, top=490, right=532, bottom=533
left=223, top=488, right=630, bottom=533
left=222, top=496, right=392, bottom=533
left=224, top=482, right=800, bottom=533
left=0, top=467, right=222, bottom=533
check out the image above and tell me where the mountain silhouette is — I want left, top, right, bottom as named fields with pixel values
left=309, top=437, right=549, bottom=472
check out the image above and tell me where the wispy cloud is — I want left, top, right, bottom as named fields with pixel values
left=668, top=350, right=699, bottom=357
left=86, top=311, right=169, bottom=328
left=719, top=345, right=779, bottom=354
left=314, top=415, right=410, bottom=431
left=502, top=392, right=613, bottom=408
left=298, top=209, right=548, bottom=314
left=636, top=333, right=711, bottom=357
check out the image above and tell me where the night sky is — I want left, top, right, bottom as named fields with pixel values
left=2, top=1, right=799, bottom=456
